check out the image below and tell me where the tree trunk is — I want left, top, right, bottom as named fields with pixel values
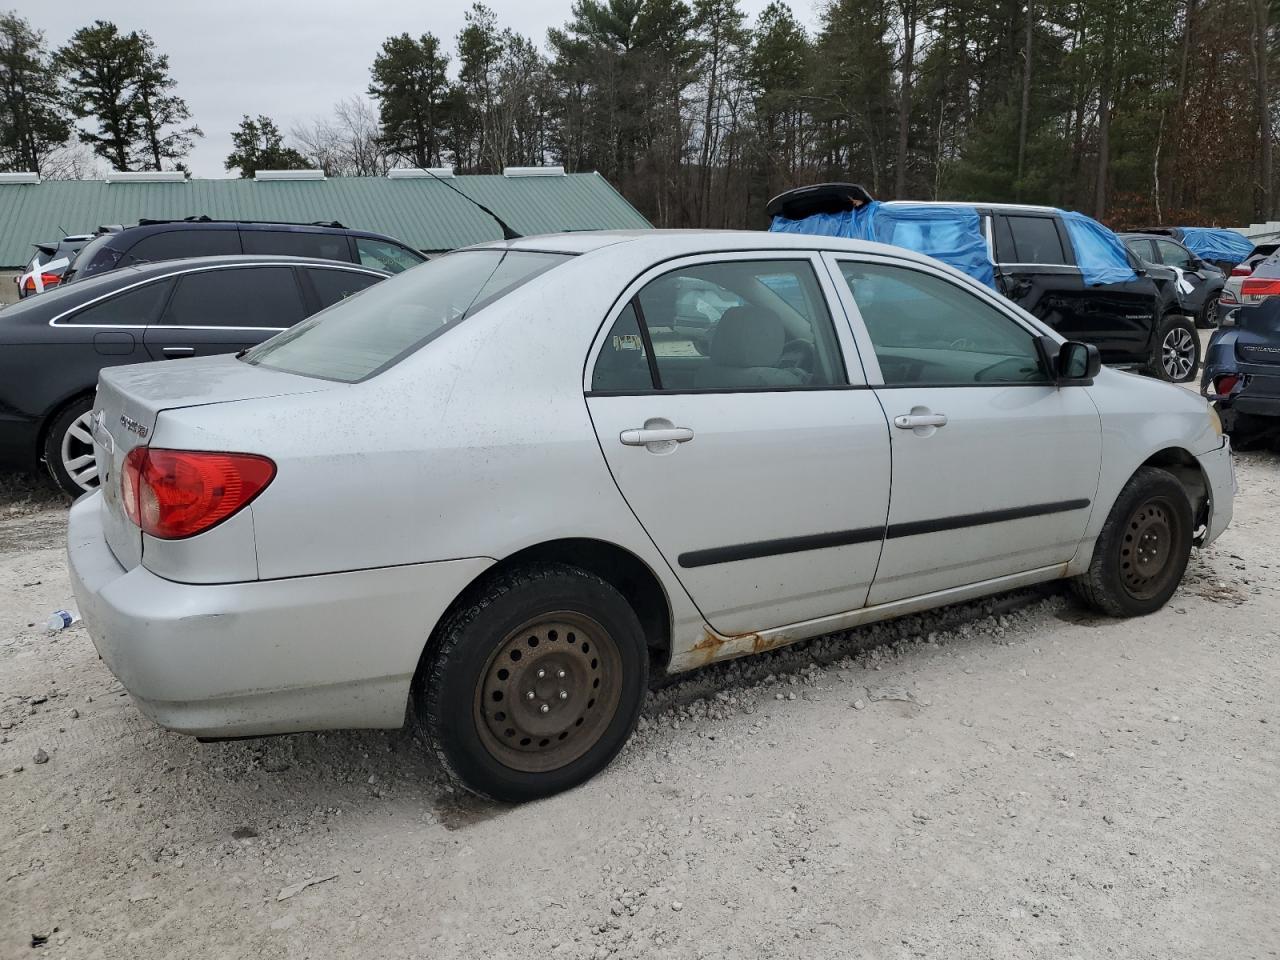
left=1094, top=14, right=1113, bottom=219
left=894, top=0, right=917, bottom=199
left=1016, top=0, right=1033, bottom=199
left=1251, top=0, right=1272, bottom=219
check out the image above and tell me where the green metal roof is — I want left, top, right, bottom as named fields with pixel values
left=0, top=173, right=651, bottom=267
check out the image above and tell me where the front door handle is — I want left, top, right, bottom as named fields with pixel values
left=162, top=346, right=195, bottom=356
left=620, top=426, right=694, bottom=446
left=894, top=413, right=948, bottom=429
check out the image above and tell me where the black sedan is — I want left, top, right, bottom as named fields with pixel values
left=0, top=255, right=389, bottom=495
left=1202, top=252, right=1280, bottom=445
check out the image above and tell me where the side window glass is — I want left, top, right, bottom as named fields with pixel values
left=634, top=260, right=844, bottom=391
left=127, top=230, right=240, bottom=265
left=163, top=267, right=306, bottom=328
left=64, top=279, right=173, bottom=325
left=1124, top=239, right=1154, bottom=263
left=838, top=261, right=1049, bottom=386
left=590, top=303, right=654, bottom=392
left=241, top=230, right=352, bottom=262
left=356, top=237, right=424, bottom=273
left=1007, top=216, right=1068, bottom=265
left=307, top=268, right=382, bottom=308
left=1157, top=240, right=1193, bottom=269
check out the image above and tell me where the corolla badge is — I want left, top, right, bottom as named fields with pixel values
left=119, top=414, right=149, bottom=439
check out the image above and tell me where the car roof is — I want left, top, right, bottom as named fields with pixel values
left=102, top=219, right=411, bottom=244
left=470, top=229, right=970, bottom=271
left=1119, top=232, right=1189, bottom=245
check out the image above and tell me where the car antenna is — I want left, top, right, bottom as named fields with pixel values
left=415, top=166, right=522, bottom=241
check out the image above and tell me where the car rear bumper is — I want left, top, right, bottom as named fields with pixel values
left=67, top=492, right=493, bottom=738
left=1196, top=438, right=1234, bottom=547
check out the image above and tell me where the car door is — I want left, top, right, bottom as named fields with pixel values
left=143, top=264, right=308, bottom=360
left=1153, top=238, right=1209, bottom=314
left=824, top=253, right=1102, bottom=605
left=994, top=212, right=1154, bottom=363
left=585, top=253, right=892, bottom=636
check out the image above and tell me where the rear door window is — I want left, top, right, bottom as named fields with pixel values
left=244, top=249, right=571, bottom=382
left=1155, top=239, right=1193, bottom=269
left=1006, top=216, right=1068, bottom=265
left=1124, top=238, right=1156, bottom=263
left=162, top=266, right=307, bottom=328
left=63, top=279, right=174, bottom=325
left=125, top=229, right=241, bottom=265
left=241, top=230, right=353, bottom=262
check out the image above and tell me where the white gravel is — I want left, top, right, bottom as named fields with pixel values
left=1, top=453, right=1277, bottom=959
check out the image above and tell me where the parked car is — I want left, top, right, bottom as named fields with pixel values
left=1132, top=226, right=1254, bottom=274
left=15, top=234, right=94, bottom=298
left=68, top=231, right=1233, bottom=802
left=1217, top=241, right=1280, bottom=326
left=768, top=184, right=1200, bottom=382
left=0, top=255, right=389, bottom=496
left=60, top=217, right=424, bottom=285
left=1202, top=251, right=1280, bottom=444
left=1120, top=232, right=1225, bottom=328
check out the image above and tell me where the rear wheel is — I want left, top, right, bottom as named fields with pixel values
left=42, top=396, right=99, bottom=498
left=414, top=563, right=648, bottom=802
left=1196, top=295, right=1220, bottom=329
left=1150, top=314, right=1200, bottom=382
left=1071, top=467, right=1194, bottom=617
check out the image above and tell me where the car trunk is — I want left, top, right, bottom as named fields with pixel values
left=93, top=356, right=331, bottom=570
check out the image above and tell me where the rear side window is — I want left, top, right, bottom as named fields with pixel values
left=1006, top=216, right=1068, bottom=265
left=63, top=279, right=173, bottom=325
left=306, top=267, right=383, bottom=308
left=242, top=230, right=353, bottom=262
left=162, top=267, right=306, bottom=328
left=69, top=234, right=124, bottom=278
left=125, top=229, right=241, bottom=265
left=1124, top=238, right=1156, bottom=262
left=244, top=249, right=571, bottom=382
left=356, top=237, right=425, bottom=273
left=1155, top=239, right=1193, bottom=269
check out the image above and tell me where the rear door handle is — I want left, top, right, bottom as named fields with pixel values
left=162, top=346, right=195, bottom=356
left=620, top=427, right=694, bottom=446
left=894, top=413, right=948, bottom=429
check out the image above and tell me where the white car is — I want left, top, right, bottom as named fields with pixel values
left=68, top=231, right=1234, bottom=801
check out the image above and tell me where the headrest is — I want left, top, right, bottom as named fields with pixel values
left=709, top=307, right=785, bottom=368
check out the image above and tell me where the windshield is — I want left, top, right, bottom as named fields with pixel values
left=243, top=248, right=572, bottom=382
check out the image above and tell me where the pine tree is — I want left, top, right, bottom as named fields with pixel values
left=0, top=11, right=71, bottom=173
left=368, top=32, right=451, bottom=168
left=224, top=115, right=309, bottom=177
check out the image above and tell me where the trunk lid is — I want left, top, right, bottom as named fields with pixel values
left=93, top=355, right=331, bottom=570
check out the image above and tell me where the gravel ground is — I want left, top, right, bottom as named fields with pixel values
left=1, top=451, right=1277, bottom=960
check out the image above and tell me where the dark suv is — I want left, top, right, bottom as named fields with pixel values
left=62, top=218, right=425, bottom=283
left=1120, top=232, right=1225, bottom=328
left=768, top=184, right=1198, bottom=381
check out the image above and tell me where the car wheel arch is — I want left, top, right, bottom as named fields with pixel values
left=1136, top=446, right=1210, bottom=531
left=36, top=388, right=97, bottom=463
left=411, top=538, right=674, bottom=697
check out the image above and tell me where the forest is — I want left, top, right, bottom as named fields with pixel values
left=0, top=0, right=1274, bottom=231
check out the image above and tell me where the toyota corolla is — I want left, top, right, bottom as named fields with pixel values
left=68, top=231, right=1234, bottom=802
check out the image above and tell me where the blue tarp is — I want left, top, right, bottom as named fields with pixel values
left=1177, top=227, right=1254, bottom=265
left=770, top=201, right=996, bottom=288
left=1059, top=210, right=1138, bottom=286
left=771, top=200, right=1137, bottom=288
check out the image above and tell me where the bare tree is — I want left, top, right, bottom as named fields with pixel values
left=291, top=97, right=390, bottom=176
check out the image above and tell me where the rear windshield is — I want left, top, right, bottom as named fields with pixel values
left=242, top=249, right=571, bottom=382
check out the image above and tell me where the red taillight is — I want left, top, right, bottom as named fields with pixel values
left=22, top=272, right=61, bottom=292
left=120, top=448, right=275, bottom=539
left=1220, top=288, right=1238, bottom=304
left=1231, top=264, right=1253, bottom=277
left=1214, top=374, right=1241, bottom=395
left=1240, top=278, right=1280, bottom=297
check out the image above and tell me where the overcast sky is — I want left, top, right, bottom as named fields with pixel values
left=27, top=0, right=817, bottom=178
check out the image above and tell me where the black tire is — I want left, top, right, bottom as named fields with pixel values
left=1196, top=295, right=1220, bottom=329
left=1071, top=466, right=1194, bottom=617
left=413, top=563, right=648, bottom=803
left=1149, top=314, right=1201, bottom=382
left=42, top=395, right=98, bottom=498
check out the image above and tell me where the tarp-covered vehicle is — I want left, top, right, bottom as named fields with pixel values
left=1136, top=226, right=1254, bottom=272
left=768, top=184, right=1198, bottom=382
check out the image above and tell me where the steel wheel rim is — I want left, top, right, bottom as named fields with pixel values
left=1118, top=498, right=1180, bottom=601
left=60, top=411, right=100, bottom=492
left=1162, top=328, right=1196, bottom=379
left=473, top=611, right=623, bottom=774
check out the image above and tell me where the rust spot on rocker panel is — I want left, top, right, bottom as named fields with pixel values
left=686, top=627, right=797, bottom=667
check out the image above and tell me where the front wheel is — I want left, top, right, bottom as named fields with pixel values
left=1071, top=466, right=1194, bottom=617
left=1150, top=314, right=1201, bottom=382
left=42, top=396, right=99, bottom=498
left=413, top=563, right=649, bottom=803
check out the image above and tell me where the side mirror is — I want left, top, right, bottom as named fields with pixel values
left=1057, top=340, right=1101, bottom=383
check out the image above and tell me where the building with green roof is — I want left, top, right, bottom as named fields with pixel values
left=0, top=167, right=651, bottom=270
